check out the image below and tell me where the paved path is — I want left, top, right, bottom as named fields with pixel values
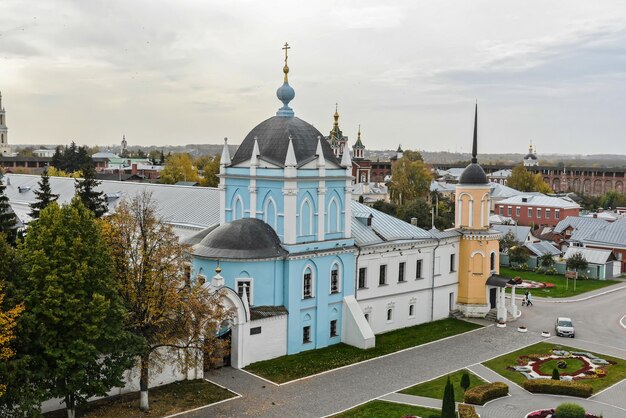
left=194, top=325, right=543, bottom=417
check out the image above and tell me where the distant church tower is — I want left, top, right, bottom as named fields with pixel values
left=0, top=91, right=9, bottom=156
left=326, top=105, right=348, bottom=159
left=523, top=142, right=538, bottom=167
left=455, top=104, right=503, bottom=319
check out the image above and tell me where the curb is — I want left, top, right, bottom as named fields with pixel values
left=508, top=285, right=626, bottom=304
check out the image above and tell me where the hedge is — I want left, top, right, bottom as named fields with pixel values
left=555, top=402, right=586, bottom=418
left=522, top=379, right=593, bottom=398
left=463, top=382, right=508, bottom=405
left=458, top=404, right=480, bottom=418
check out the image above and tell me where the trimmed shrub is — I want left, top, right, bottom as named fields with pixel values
left=555, top=402, right=586, bottom=418
left=458, top=404, right=480, bottom=418
left=441, top=377, right=456, bottom=418
left=522, top=379, right=593, bottom=398
left=552, top=368, right=560, bottom=380
left=463, top=382, right=508, bottom=405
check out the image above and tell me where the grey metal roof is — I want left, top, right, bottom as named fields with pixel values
left=564, top=247, right=614, bottom=265
left=524, top=241, right=561, bottom=257
left=497, top=194, right=580, bottom=209
left=193, top=218, right=288, bottom=260
left=230, top=116, right=340, bottom=167
left=459, top=163, right=488, bottom=185
left=429, top=229, right=462, bottom=239
left=350, top=200, right=432, bottom=247
left=3, top=174, right=220, bottom=237
left=583, top=218, right=626, bottom=248
left=250, top=306, right=288, bottom=321
left=491, top=224, right=531, bottom=243
left=489, top=182, right=521, bottom=198
left=553, top=216, right=609, bottom=242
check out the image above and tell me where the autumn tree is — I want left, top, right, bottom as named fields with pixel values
left=75, top=165, right=107, bottom=217
left=8, top=200, right=139, bottom=418
left=509, top=246, right=530, bottom=265
left=29, top=170, right=59, bottom=220
left=566, top=252, right=588, bottom=276
left=388, top=151, right=432, bottom=205
left=0, top=178, right=18, bottom=245
left=195, top=154, right=221, bottom=187
left=105, top=192, right=230, bottom=411
left=499, top=231, right=518, bottom=253
left=160, top=153, right=199, bottom=184
left=507, top=164, right=552, bottom=193
left=0, top=235, right=24, bottom=399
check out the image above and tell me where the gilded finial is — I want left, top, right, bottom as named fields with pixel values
left=282, top=42, right=291, bottom=83
left=215, top=261, right=222, bottom=274
left=358, top=124, right=361, bottom=139
left=333, top=103, right=339, bottom=126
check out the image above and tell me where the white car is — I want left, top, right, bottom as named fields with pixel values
left=555, top=317, right=575, bottom=338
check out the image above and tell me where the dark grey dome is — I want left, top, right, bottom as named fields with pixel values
left=524, top=153, right=537, bottom=160
left=459, top=162, right=488, bottom=184
left=230, top=116, right=340, bottom=167
left=194, top=218, right=287, bottom=260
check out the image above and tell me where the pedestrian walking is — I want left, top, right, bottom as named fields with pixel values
left=526, top=291, right=533, bottom=307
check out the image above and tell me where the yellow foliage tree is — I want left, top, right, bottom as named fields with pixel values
left=46, top=166, right=82, bottom=178
left=104, top=192, right=231, bottom=411
left=507, top=164, right=552, bottom=193
left=160, top=153, right=199, bottom=184
left=388, top=151, right=433, bottom=205
left=0, top=285, right=24, bottom=397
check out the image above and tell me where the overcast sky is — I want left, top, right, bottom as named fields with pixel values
left=1, top=0, right=626, bottom=154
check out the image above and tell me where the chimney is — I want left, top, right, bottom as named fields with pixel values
left=131, top=163, right=138, bottom=175
left=411, top=217, right=418, bottom=226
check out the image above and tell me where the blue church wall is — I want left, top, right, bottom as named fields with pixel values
left=191, top=257, right=285, bottom=308
left=284, top=251, right=354, bottom=354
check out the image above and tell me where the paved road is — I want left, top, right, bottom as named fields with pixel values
left=192, top=285, right=626, bottom=417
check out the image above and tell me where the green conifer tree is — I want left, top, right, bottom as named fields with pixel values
left=29, top=170, right=59, bottom=220
left=0, top=176, right=18, bottom=245
left=441, top=376, right=456, bottom=418
left=75, top=166, right=107, bottom=218
left=552, top=368, right=561, bottom=380
left=8, top=199, right=140, bottom=417
left=460, top=371, right=471, bottom=392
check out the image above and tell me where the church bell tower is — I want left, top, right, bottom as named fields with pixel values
left=0, top=92, right=9, bottom=156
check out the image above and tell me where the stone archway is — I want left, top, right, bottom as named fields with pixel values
left=594, top=179, right=602, bottom=195
left=616, top=181, right=623, bottom=193
left=605, top=180, right=613, bottom=193
left=573, top=178, right=581, bottom=193
left=207, top=286, right=248, bottom=369
left=552, top=178, right=560, bottom=192
left=583, top=179, right=591, bottom=194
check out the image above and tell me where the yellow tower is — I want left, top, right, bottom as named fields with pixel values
left=455, top=104, right=504, bottom=319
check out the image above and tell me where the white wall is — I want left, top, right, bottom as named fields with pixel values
left=41, top=347, right=203, bottom=413
left=355, top=237, right=460, bottom=335
left=242, top=315, right=287, bottom=367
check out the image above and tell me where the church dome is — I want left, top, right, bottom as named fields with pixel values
left=459, top=162, right=488, bottom=185
left=524, top=153, right=537, bottom=160
left=195, top=218, right=287, bottom=260
left=230, top=116, right=339, bottom=167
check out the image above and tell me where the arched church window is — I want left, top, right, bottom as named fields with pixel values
left=263, top=196, right=277, bottom=230
left=472, top=253, right=484, bottom=274
left=303, top=267, right=313, bottom=299
left=300, top=197, right=313, bottom=236
left=330, top=264, right=340, bottom=294
left=233, top=195, right=244, bottom=220
left=327, top=197, right=340, bottom=233
left=490, top=252, right=496, bottom=272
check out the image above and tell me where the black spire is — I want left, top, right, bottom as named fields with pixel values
left=471, top=102, right=478, bottom=164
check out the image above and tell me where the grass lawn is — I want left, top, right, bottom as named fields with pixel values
left=500, top=267, right=620, bottom=298
left=332, top=400, right=441, bottom=418
left=538, top=358, right=586, bottom=376
left=44, top=379, right=235, bottom=418
left=399, top=368, right=487, bottom=401
left=245, top=318, right=481, bottom=383
left=483, top=342, right=626, bottom=394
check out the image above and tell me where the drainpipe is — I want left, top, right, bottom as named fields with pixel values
left=430, top=237, right=441, bottom=322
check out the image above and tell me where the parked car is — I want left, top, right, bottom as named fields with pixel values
left=555, top=317, right=575, bottom=338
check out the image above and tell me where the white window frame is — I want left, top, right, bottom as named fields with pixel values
left=545, top=208, right=551, bottom=219
left=358, top=267, right=367, bottom=289
left=416, top=259, right=423, bottom=279
left=299, top=196, right=314, bottom=236
left=398, top=261, right=406, bottom=282
left=327, top=196, right=340, bottom=233
left=555, top=209, right=560, bottom=219
left=330, top=319, right=338, bottom=337
left=450, top=254, right=456, bottom=272
left=516, top=207, right=521, bottom=216
left=302, top=266, right=314, bottom=299
left=263, top=196, right=278, bottom=229
left=236, top=279, right=253, bottom=305
left=330, top=263, right=341, bottom=294
left=379, top=264, right=387, bottom=285
left=537, top=208, right=542, bottom=218
left=528, top=208, right=532, bottom=218
left=303, top=325, right=312, bottom=344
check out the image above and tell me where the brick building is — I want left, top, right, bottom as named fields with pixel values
left=494, top=194, right=580, bottom=227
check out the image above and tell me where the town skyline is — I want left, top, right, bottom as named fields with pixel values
left=1, top=1, right=626, bottom=154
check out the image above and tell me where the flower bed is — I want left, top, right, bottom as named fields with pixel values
left=511, top=349, right=612, bottom=381
left=509, top=278, right=556, bottom=289
left=526, top=408, right=600, bottom=418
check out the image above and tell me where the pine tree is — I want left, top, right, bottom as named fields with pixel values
left=0, top=177, right=18, bottom=245
left=9, top=199, right=140, bottom=418
left=552, top=368, right=561, bottom=380
left=460, top=371, right=471, bottom=392
left=75, top=166, right=107, bottom=218
left=29, top=170, right=59, bottom=220
left=441, top=376, right=456, bottom=418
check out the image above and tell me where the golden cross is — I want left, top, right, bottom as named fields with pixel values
left=282, top=42, right=290, bottom=64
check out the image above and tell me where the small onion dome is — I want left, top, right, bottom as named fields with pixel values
left=459, top=162, right=488, bottom=185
